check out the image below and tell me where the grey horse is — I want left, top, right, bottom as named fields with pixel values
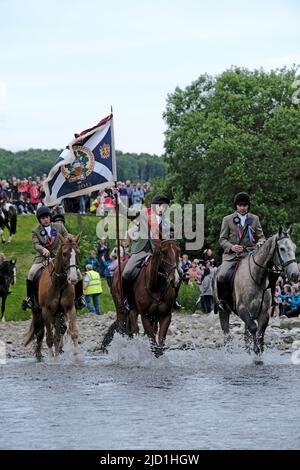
left=213, top=226, right=299, bottom=356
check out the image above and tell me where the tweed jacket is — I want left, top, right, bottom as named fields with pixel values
left=219, top=211, right=265, bottom=261
left=32, top=222, right=69, bottom=263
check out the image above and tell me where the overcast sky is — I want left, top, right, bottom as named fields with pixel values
left=0, top=0, right=299, bottom=155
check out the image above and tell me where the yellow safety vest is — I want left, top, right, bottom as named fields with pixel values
left=85, top=270, right=103, bottom=295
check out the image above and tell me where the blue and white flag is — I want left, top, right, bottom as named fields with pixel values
left=44, top=114, right=116, bottom=206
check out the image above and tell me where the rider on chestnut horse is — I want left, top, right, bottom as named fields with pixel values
left=113, top=190, right=182, bottom=314
left=22, top=206, right=86, bottom=311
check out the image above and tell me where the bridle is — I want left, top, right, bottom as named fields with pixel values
left=50, top=242, right=79, bottom=278
left=157, top=240, right=178, bottom=281
left=251, top=235, right=296, bottom=275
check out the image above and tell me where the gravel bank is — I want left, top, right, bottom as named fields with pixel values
left=1, top=311, right=300, bottom=359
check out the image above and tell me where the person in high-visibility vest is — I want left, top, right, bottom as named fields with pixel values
left=83, top=264, right=103, bottom=315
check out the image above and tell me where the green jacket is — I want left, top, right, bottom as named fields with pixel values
left=32, top=222, right=69, bottom=263
left=219, top=212, right=265, bottom=261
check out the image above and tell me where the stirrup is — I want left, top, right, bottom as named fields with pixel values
left=214, top=300, right=226, bottom=314
left=75, top=296, right=86, bottom=309
left=22, top=297, right=33, bottom=311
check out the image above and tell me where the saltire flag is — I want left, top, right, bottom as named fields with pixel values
left=44, top=114, right=116, bottom=206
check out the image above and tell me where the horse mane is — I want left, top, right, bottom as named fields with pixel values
left=148, top=248, right=161, bottom=289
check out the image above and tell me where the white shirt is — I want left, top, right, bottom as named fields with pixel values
left=237, top=213, right=247, bottom=227
left=44, top=225, right=52, bottom=237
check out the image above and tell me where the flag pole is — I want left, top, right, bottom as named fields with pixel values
left=111, top=107, right=124, bottom=309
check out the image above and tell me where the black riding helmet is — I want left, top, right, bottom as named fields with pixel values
left=233, top=192, right=250, bottom=209
left=36, top=206, right=51, bottom=221
left=51, top=213, right=65, bottom=223
left=151, top=194, right=170, bottom=205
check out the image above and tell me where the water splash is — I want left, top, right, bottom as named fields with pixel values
left=105, top=333, right=170, bottom=369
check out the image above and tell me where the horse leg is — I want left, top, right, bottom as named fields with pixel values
left=53, top=315, right=63, bottom=356
left=0, top=228, right=5, bottom=243
left=1, top=296, right=5, bottom=322
left=239, top=307, right=258, bottom=354
left=141, top=314, right=158, bottom=352
left=129, top=309, right=139, bottom=336
left=219, top=310, right=232, bottom=346
left=33, top=309, right=44, bottom=360
left=256, top=312, right=269, bottom=356
left=155, top=313, right=171, bottom=357
left=67, top=307, right=79, bottom=354
left=158, top=314, right=171, bottom=348
left=244, top=325, right=252, bottom=354
left=42, top=308, right=54, bottom=358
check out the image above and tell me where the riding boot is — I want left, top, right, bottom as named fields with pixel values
left=22, top=279, right=34, bottom=310
left=74, top=280, right=86, bottom=309
left=122, top=277, right=133, bottom=314
left=214, top=281, right=227, bottom=314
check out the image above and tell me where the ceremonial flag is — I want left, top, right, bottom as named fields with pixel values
left=44, top=114, right=116, bottom=206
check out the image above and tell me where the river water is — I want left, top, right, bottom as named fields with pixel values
left=0, top=335, right=299, bottom=450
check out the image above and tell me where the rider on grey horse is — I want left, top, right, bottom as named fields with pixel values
left=215, top=191, right=266, bottom=313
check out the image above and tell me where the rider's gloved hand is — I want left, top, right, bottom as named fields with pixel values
left=231, top=244, right=244, bottom=253
left=43, top=248, right=50, bottom=257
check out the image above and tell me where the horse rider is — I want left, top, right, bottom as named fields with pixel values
left=113, top=189, right=182, bottom=313
left=22, top=205, right=86, bottom=310
left=51, top=212, right=66, bottom=225
left=215, top=191, right=266, bottom=313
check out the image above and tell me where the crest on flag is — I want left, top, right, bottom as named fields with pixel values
left=44, top=114, right=116, bottom=206
left=61, top=146, right=95, bottom=183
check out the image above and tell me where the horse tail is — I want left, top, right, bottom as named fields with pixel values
left=8, top=206, right=17, bottom=234
left=23, top=320, right=35, bottom=346
left=100, top=320, right=118, bottom=353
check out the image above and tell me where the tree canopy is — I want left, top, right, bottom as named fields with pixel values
left=158, top=66, right=300, bottom=257
left=0, top=148, right=166, bottom=183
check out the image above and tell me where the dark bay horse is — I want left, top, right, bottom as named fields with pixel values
left=0, top=259, right=16, bottom=321
left=214, top=226, right=299, bottom=357
left=0, top=202, right=17, bottom=243
left=101, top=239, right=180, bottom=356
left=24, top=234, right=80, bottom=359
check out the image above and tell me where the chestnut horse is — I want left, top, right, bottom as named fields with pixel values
left=101, top=239, right=180, bottom=356
left=24, top=234, right=80, bottom=360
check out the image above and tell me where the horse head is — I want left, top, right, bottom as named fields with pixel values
left=273, top=225, right=299, bottom=283
left=0, top=259, right=16, bottom=286
left=58, top=234, right=80, bottom=285
left=153, top=239, right=180, bottom=286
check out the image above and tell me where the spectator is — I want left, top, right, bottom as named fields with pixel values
left=83, top=264, right=103, bottom=315
left=101, top=253, right=118, bottom=288
left=85, top=250, right=101, bottom=273
left=200, top=267, right=214, bottom=313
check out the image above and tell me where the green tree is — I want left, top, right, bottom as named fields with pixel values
left=160, top=66, right=300, bottom=258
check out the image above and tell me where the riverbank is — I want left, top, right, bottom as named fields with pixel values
left=1, top=311, right=300, bottom=359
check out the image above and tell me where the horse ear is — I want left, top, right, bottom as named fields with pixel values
left=278, top=226, right=283, bottom=237
left=74, top=233, right=81, bottom=243
left=287, top=224, right=293, bottom=237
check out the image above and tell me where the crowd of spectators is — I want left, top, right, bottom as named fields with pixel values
left=0, top=177, right=151, bottom=216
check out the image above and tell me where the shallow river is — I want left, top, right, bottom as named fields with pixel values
left=0, top=335, right=299, bottom=450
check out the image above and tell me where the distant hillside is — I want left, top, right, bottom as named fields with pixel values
left=0, top=148, right=167, bottom=182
